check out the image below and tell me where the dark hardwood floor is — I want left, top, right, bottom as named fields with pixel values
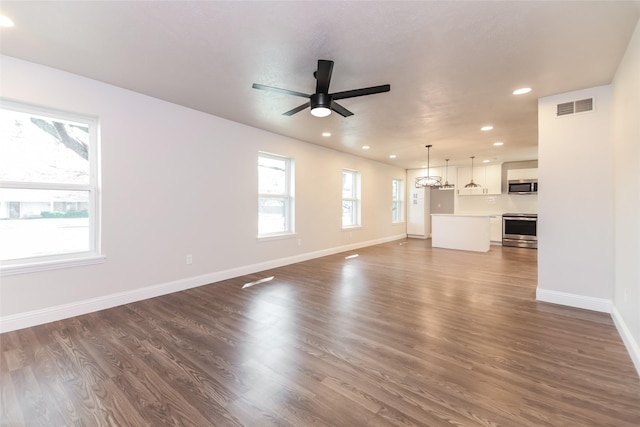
left=2, top=239, right=639, bottom=426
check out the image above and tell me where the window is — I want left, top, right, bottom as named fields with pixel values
left=0, top=100, right=101, bottom=272
left=258, top=152, right=294, bottom=236
left=342, top=169, right=361, bottom=228
left=392, top=178, right=405, bottom=223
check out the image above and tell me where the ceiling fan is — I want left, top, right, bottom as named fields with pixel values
left=252, top=59, right=390, bottom=118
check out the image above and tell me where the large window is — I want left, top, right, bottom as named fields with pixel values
left=0, top=100, right=101, bottom=272
left=342, top=169, right=361, bottom=228
left=392, top=178, right=405, bottom=223
left=258, top=152, right=294, bottom=237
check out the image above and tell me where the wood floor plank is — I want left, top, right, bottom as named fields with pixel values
left=0, top=364, right=26, bottom=426
left=9, top=366, right=67, bottom=427
left=1, top=240, right=639, bottom=426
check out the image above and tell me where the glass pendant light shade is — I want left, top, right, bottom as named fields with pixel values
left=464, top=156, right=481, bottom=188
left=440, top=159, right=455, bottom=189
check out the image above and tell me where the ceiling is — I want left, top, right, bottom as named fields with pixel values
left=1, top=1, right=638, bottom=170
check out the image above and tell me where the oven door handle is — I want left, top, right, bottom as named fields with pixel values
left=503, top=217, right=537, bottom=221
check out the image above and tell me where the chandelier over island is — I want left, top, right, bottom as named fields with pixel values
left=414, top=145, right=442, bottom=188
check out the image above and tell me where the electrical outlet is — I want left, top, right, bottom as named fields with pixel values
left=186, top=254, right=193, bottom=265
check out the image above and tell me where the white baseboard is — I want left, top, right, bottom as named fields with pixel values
left=535, top=288, right=612, bottom=313
left=0, top=234, right=406, bottom=333
left=535, top=289, right=640, bottom=378
left=611, top=305, right=640, bottom=378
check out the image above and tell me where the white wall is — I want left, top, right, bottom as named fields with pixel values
left=455, top=193, right=537, bottom=215
left=611, top=20, right=640, bottom=373
left=537, top=21, right=640, bottom=375
left=537, top=85, right=614, bottom=311
left=0, top=56, right=406, bottom=331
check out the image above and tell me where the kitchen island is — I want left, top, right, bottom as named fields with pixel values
left=431, top=214, right=491, bottom=252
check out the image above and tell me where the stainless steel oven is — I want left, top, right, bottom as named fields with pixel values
left=502, top=213, right=537, bottom=249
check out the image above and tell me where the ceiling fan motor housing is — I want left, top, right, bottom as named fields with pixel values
left=311, top=92, right=332, bottom=109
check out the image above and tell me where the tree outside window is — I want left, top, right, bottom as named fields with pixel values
left=0, top=101, right=100, bottom=266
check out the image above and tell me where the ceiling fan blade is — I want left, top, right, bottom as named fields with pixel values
left=283, top=102, right=311, bottom=116
left=252, top=83, right=310, bottom=98
left=331, top=102, right=354, bottom=117
left=331, top=84, right=391, bottom=100
left=315, top=60, right=334, bottom=94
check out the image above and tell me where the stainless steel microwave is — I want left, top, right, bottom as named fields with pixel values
left=508, top=179, right=537, bottom=194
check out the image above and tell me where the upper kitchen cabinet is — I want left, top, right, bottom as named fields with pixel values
left=507, top=168, right=538, bottom=181
left=457, top=164, right=502, bottom=196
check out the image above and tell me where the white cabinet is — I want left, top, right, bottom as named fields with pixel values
left=490, top=216, right=502, bottom=243
left=457, top=164, right=502, bottom=196
left=484, top=165, right=502, bottom=195
left=432, top=214, right=491, bottom=252
left=407, top=187, right=427, bottom=236
left=507, top=168, right=538, bottom=181
left=407, top=169, right=429, bottom=238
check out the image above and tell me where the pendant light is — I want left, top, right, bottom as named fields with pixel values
left=440, top=159, right=455, bottom=189
left=464, top=156, right=481, bottom=188
left=415, top=144, right=442, bottom=188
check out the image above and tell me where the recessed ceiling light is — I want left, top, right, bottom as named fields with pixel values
left=389, top=154, right=397, bottom=159
left=0, top=15, right=14, bottom=27
left=482, top=159, right=490, bottom=163
left=513, top=87, right=532, bottom=95
left=322, top=132, right=331, bottom=137
left=362, top=145, right=370, bottom=150
left=493, top=141, right=504, bottom=146
left=481, top=125, right=494, bottom=131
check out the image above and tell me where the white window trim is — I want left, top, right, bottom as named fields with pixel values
left=392, top=178, right=405, bottom=223
left=257, top=152, right=295, bottom=238
left=342, top=169, right=361, bottom=229
left=0, top=99, right=102, bottom=274
left=1, top=255, right=106, bottom=277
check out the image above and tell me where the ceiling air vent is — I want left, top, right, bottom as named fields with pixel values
left=556, top=98, right=594, bottom=117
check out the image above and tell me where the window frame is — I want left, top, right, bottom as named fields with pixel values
left=257, top=151, right=295, bottom=238
left=392, top=178, right=405, bottom=223
left=0, top=99, right=103, bottom=275
left=342, top=169, right=362, bottom=229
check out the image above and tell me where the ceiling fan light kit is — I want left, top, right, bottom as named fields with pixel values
left=310, top=93, right=332, bottom=117
left=253, top=59, right=390, bottom=118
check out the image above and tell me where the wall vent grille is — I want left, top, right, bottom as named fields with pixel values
left=575, top=98, right=593, bottom=113
left=556, top=98, right=594, bottom=117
